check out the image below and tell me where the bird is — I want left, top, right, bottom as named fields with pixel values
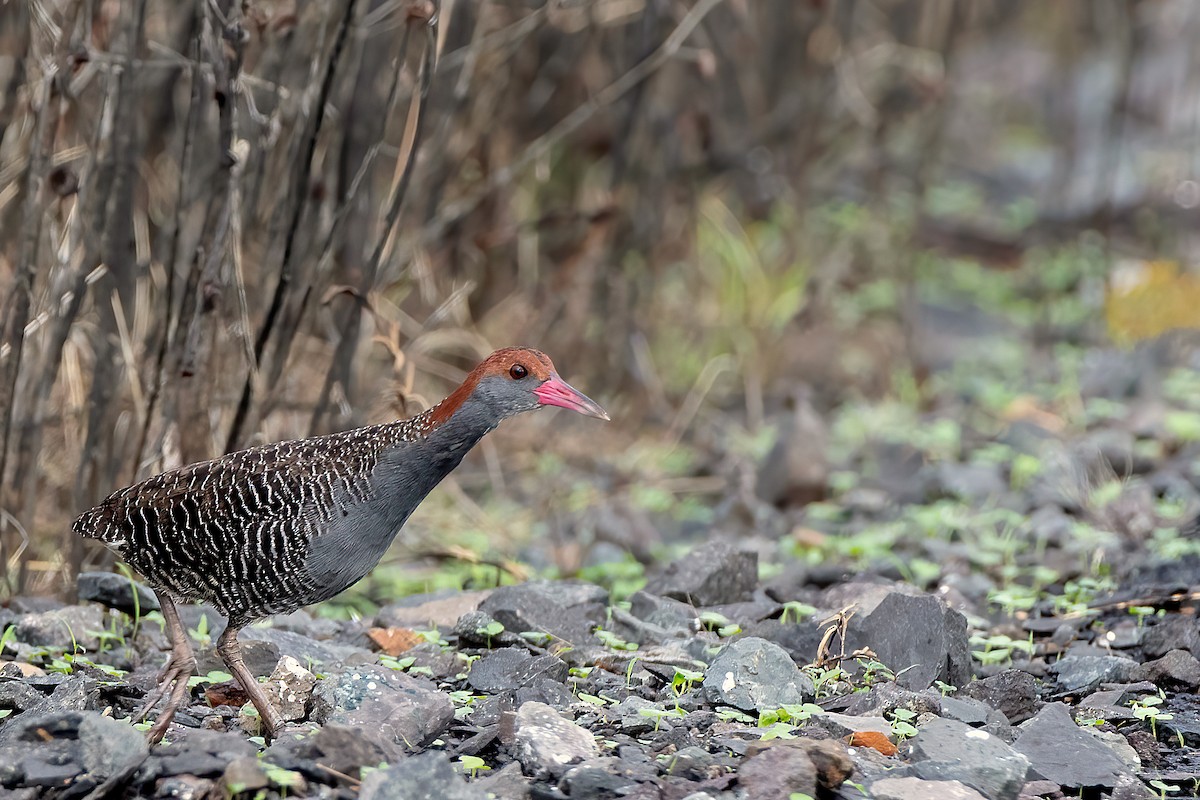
left=73, top=347, right=608, bottom=743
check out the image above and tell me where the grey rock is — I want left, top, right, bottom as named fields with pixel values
left=963, top=670, right=1041, bottom=724
left=76, top=571, right=160, bottom=617
left=703, top=637, right=814, bottom=711
left=560, top=757, right=647, bottom=798
left=0, top=680, right=45, bottom=714
left=467, top=648, right=568, bottom=694
left=1048, top=655, right=1136, bottom=694
left=479, top=581, right=608, bottom=647
left=359, top=751, right=486, bottom=800
left=378, top=588, right=494, bottom=630
left=1141, top=616, right=1200, bottom=658
left=870, top=776, right=987, bottom=800
left=940, top=696, right=1008, bottom=727
left=737, top=745, right=817, bottom=798
left=513, top=701, right=599, bottom=776
left=814, top=712, right=894, bottom=741
left=934, top=462, right=1006, bottom=502
left=738, top=618, right=825, bottom=663
left=311, top=665, right=453, bottom=751
left=1012, top=703, right=1126, bottom=788
left=644, top=541, right=757, bottom=606
left=223, top=757, right=269, bottom=793
left=14, top=606, right=108, bottom=651
left=841, top=589, right=971, bottom=690
left=196, top=638, right=280, bottom=677
left=242, top=626, right=373, bottom=669
left=264, top=724, right=398, bottom=783
left=472, top=762, right=530, bottom=799
left=79, top=712, right=148, bottom=775
left=1130, top=649, right=1200, bottom=688
left=628, top=591, right=699, bottom=634
left=264, top=655, right=317, bottom=721
left=0, top=710, right=148, bottom=788
left=908, top=717, right=1030, bottom=800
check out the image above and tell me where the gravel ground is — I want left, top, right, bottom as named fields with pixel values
left=4, top=333, right=1200, bottom=798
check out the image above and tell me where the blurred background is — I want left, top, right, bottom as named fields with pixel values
left=3, top=0, right=1200, bottom=614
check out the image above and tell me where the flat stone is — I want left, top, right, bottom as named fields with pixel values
left=644, top=541, right=758, bottom=606
left=743, top=739, right=853, bottom=790
left=467, top=648, right=568, bottom=694
left=14, top=606, right=108, bottom=651
left=513, top=701, right=599, bottom=776
left=377, top=589, right=494, bottom=629
left=76, top=572, right=160, bottom=617
left=908, top=717, right=1030, bottom=800
left=703, top=637, right=814, bottom=712
left=311, top=665, right=453, bottom=751
left=941, top=696, right=1006, bottom=727
left=241, top=626, right=373, bottom=669
left=737, top=745, right=817, bottom=798
left=479, top=581, right=608, bottom=647
left=1012, top=703, right=1126, bottom=788
left=263, top=724, right=398, bottom=783
left=1049, top=655, right=1136, bottom=694
left=1130, top=649, right=1200, bottom=688
left=1141, top=616, right=1200, bottom=659
left=222, top=757, right=269, bottom=793
left=871, top=776, right=987, bottom=800
left=840, top=590, right=971, bottom=691
left=360, top=751, right=487, bottom=800
left=628, top=591, right=699, bottom=634
left=963, top=670, right=1041, bottom=724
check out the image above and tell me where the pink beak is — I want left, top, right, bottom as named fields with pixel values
left=534, top=374, right=610, bottom=420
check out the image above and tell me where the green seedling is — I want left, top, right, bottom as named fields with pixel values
left=188, top=614, right=211, bottom=647
left=458, top=755, right=490, bottom=778
left=476, top=620, right=504, bottom=647
left=888, top=708, right=919, bottom=741
left=638, top=706, right=685, bottom=731
left=1130, top=694, right=1174, bottom=740
left=780, top=602, right=817, bottom=625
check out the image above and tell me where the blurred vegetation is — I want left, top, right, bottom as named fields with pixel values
left=3, top=0, right=1200, bottom=605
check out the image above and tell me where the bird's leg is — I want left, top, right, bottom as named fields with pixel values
left=136, top=591, right=196, bottom=744
left=215, top=623, right=285, bottom=741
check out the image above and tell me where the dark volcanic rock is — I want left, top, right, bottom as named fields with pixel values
left=467, top=648, right=568, bottom=694
left=76, top=571, right=160, bottom=616
left=737, top=744, right=818, bottom=798
left=242, top=626, right=374, bottom=669
left=628, top=590, right=699, bottom=634
left=1130, top=649, right=1200, bottom=688
left=1012, top=703, right=1127, bottom=789
left=644, top=541, right=758, bottom=606
left=561, top=756, right=654, bottom=798
left=963, top=670, right=1041, bottom=724
left=264, top=724, right=398, bottom=783
left=0, top=710, right=148, bottom=792
left=479, top=581, right=608, bottom=646
left=1141, top=616, right=1200, bottom=658
left=837, top=587, right=971, bottom=690
left=513, top=701, right=599, bottom=777
left=908, top=717, right=1030, bottom=800
left=359, top=751, right=486, bottom=800
left=311, top=665, right=453, bottom=751
left=703, top=637, right=814, bottom=711
left=1048, top=655, right=1136, bottom=694
left=196, top=638, right=281, bottom=677
left=14, top=606, right=108, bottom=651
left=870, top=776, right=987, bottom=799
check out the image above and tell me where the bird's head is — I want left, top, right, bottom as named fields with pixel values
left=430, top=347, right=609, bottom=427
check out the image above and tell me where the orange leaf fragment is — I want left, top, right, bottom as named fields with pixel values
left=368, top=626, right=422, bottom=656
left=847, top=731, right=898, bottom=756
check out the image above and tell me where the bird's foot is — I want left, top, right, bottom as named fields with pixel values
left=135, top=655, right=196, bottom=745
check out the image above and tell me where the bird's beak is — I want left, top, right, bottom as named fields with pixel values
left=534, top=374, right=610, bottom=421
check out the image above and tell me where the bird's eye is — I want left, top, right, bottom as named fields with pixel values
left=509, top=364, right=528, bottom=380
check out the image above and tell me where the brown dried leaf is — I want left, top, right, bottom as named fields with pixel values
left=368, top=626, right=423, bottom=657
left=846, top=731, right=898, bottom=756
